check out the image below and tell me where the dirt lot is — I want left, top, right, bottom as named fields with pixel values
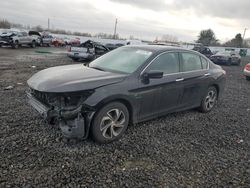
left=0, top=47, right=249, bottom=187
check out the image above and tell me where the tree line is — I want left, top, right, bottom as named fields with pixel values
left=197, top=29, right=248, bottom=48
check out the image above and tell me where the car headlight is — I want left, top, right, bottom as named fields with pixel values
left=47, top=90, right=94, bottom=108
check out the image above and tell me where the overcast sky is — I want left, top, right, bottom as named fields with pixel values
left=1, top=0, right=249, bottom=42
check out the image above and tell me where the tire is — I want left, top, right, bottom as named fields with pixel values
left=199, top=86, right=218, bottom=113
left=91, top=102, right=129, bottom=144
left=72, top=57, right=79, bottom=62
left=246, top=76, right=250, bottom=81
left=12, top=41, right=19, bottom=49
left=31, top=40, right=36, bottom=48
left=226, top=59, right=232, bottom=66
left=237, top=59, right=241, bottom=66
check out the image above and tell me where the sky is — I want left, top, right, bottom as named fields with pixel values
left=0, top=0, right=249, bottom=42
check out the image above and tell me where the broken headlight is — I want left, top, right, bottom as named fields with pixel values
left=47, top=90, right=94, bottom=108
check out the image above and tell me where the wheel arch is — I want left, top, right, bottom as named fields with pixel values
left=210, top=84, right=220, bottom=96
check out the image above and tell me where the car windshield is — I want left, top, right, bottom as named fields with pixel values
left=89, top=47, right=153, bottom=74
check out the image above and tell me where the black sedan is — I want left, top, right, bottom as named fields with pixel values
left=210, top=51, right=241, bottom=66
left=27, top=46, right=226, bottom=143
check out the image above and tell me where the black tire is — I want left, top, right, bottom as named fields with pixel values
left=31, top=40, right=36, bottom=48
left=199, top=86, right=218, bottom=113
left=12, top=41, right=19, bottom=49
left=91, top=102, right=129, bottom=144
left=71, top=57, right=79, bottom=62
left=237, top=59, right=241, bottom=66
left=246, top=76, right=250, bottom=81
left=226, top=59, right=232, bottom=66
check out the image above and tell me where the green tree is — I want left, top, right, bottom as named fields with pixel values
left=224, top=33, right=243, bottom=47
left=197, top=29, right=218, bottom=46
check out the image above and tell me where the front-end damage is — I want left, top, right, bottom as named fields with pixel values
left=26, top=88, right=96, bottom=139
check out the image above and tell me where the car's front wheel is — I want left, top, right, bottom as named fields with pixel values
left=91, top=102, right=129, bottom=144
left=199, top=86, right=218, bottom=113
left=12, top=41, right=19, bottom=49
left=31, top=40, right=36, bottom=48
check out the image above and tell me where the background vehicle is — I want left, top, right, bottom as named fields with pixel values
left=65, top=38, right=81, bottom=46
left=40, top=35, right=53, bottom=47
left=244, top=63, right=250, bottom=80
left=0, top=30, right=37, bottom=49
left=193, top=46, right=213, bottom=58
left=105, top=43, right=117, bottom=50
left=67, top=40, right=109, bottom=62
left=27, top=46, right=226, bottom=144
left=210, top=51, right=241, bottom=66
left=52, top=37, right=65, bottom=47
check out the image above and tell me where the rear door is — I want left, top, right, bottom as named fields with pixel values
left=178, top=52, right=211, bottom=108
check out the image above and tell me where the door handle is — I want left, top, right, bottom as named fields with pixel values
left=204, top=73, right=211, bottom=76
left=176, top=78, right=184, bottom=82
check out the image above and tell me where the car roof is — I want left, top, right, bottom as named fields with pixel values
left=123, top=45, right=193, bottom=53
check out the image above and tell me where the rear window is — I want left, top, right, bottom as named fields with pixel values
left=201, top=57, right=208, bottom=69
left=180, top=53, right=202, bottom=72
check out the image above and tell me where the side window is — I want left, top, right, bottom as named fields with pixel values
left=201, top=57, right=208, bottom=69
left=21, top=32, right=28, bottom=36
left=181, top=53, right=202, bottom=72
left=146, top=52, right=179, bottom=74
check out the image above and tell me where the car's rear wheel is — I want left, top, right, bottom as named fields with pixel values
left=246, top=76, right=250, bottom=81
left=91, top=102, right=129, bottom=144
left=199, top=86, right=218, bottom=113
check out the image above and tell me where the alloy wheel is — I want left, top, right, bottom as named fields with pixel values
left=205, top=90, right=217, bottom=110
left=100, top=108, right=126, bottom=139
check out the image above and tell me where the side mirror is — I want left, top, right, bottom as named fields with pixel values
left=142, top=70, right=163, bottom=82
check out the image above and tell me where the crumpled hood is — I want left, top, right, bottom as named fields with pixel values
left=27, top=64, right=126, bottom=92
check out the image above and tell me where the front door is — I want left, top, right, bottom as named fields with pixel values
left=138, top=52, right=183, bottom=120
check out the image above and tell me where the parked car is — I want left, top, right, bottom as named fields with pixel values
left=243, top=63, right=250, bottom=80
left=52, top=38, right=65, bottom=47
left=192, top=46, right=213, bottom=58
left=105, top=43, right=117, bottom=50
left=0, top=30, right=37, bottom=49
left=65, top=38, right=81, bottom=46
left=67, top=40, right=109, bottom=62
left=27, top=45, right=226, bottom=143
left=28, top=31, right=42, bottom=46
left=40, top=35, right=53, bottom=47
left=209, top=51, right=241, bottom=66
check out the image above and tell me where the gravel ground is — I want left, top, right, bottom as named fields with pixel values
left=0, top=47, right=249, bottom=187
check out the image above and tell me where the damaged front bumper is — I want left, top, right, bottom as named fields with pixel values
left=26, top=92, right=94, bottom=140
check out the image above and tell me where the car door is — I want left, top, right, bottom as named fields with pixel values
left=178, top=52, right=211, bottom=108
left=17, top=32, right=25, bottom=43
left=137, top=52, right=183, bottom=120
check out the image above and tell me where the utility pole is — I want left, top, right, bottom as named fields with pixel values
left=113, top=18, right=118, bottom=39
left=48, top=18, right=50, bottom=30
left=242, top=28, right=247, bottom=47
